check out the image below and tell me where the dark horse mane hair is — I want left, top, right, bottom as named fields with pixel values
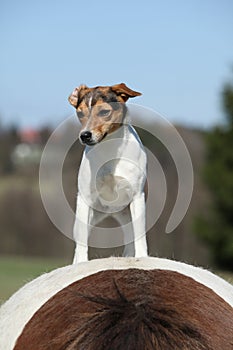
left=15, top=269, right=233, bottom=350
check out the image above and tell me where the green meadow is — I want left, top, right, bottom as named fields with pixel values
left=0, top=255, right=71, bottom=303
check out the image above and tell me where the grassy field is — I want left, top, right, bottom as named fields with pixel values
left=0, top=255, right=232, bottom=304
left=0, top=255, right=71, bottom=303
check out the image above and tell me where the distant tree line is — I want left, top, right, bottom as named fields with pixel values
left=0, top=126, right=19, bottom=174
left=195, top=73, right=233, bottom=270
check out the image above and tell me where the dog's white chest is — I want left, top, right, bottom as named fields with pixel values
left=78, top=125, right=146, bottom=211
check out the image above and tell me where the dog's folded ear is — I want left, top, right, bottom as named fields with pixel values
left=68, top=87, right=79, bottom=107
left=68, top=84, right=88, bottom=107
left=111, top=83, right=142, bottom=102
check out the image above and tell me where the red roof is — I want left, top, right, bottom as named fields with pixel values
left=19, top=129, right=41, bottom=143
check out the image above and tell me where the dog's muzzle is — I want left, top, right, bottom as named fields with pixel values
left=80, top=131, right=108, bottom=146
left=80, top=131, right=93, bottom=145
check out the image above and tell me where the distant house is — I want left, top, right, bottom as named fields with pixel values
left=11, top=128, right=42, bottom=165
left=19, top=129, right=41, bottom=144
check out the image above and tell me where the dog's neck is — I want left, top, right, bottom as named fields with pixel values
left=105, top=123, right=129, bottom=143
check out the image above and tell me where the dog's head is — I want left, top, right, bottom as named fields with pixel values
left=68, top=83, right=141, bottom=146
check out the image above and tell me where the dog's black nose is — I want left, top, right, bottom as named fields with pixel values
left=80, top=131, right=92, bottom=143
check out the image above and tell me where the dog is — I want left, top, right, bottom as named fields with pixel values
left=68, top=83, right=148, bottom=263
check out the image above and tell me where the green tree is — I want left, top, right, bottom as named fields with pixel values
left=0, top=126, right=19, bottom=174
left=196, top=76, right=233, bottom=270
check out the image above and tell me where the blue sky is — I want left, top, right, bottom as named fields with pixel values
left=0, top=0, right=233, bottom=129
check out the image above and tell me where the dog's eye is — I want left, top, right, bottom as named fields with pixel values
left=98, top=109, right=111, bottom=117
left=77, top=110, right=84, bottom=119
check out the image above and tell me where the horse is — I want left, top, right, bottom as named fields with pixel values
left=0, top=257, right=232, bottom=349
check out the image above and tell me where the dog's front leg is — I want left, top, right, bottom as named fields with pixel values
left=130, top=192, right=148, bottom=257
left=73, top=194, right=92, bottom=264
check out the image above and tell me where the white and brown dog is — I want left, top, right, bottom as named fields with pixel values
left=68, top=83, right=148, bottom=263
